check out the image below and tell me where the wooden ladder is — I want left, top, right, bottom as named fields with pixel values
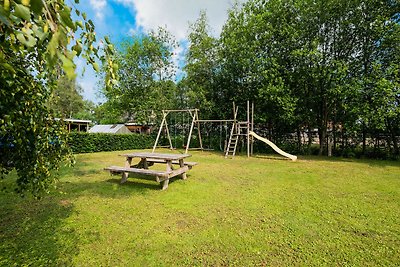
left=225, top=123, right=238, bottom=158
left=225, top=121, right=248, bottom=158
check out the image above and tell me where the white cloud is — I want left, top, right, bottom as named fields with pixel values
left=114, top=0, right=248, bottom=82
left=90, top=0, right=107, bottom=20
left=127, top=27, right=136, bottom=36
left=116, top=0, right=248, bottom=40
left=78, top=0, right=249, bottom=103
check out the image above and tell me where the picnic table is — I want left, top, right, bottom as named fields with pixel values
left=104, top=152, right=197, bottom=190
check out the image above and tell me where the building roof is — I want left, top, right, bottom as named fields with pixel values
left=89, top=124, right=132, bottom=134
left=55, top=118, right=92, bottom=123
left=125, top=122, right=155, bottom=126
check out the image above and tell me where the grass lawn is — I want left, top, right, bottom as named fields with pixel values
left=1, top=149, right=400, bottom=266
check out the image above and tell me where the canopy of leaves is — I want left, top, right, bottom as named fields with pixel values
left=102, top=28, right=178, bottom=123
left=189, top=0, right=400, bottom=154
left=48, top=76, right=89, bottom=119
left=0, top=0, right=118, bottom=196
left=181, top=11, right=219, bottom=116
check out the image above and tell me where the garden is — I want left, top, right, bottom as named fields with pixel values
left=1, top=149, right=399, bottom=265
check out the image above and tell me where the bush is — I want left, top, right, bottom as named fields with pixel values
left=68, top=132, right=154, bottom=153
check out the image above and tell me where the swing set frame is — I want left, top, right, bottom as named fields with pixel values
left=152, top=109, right=235, bottom=154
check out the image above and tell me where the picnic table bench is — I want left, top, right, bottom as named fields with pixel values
left=104, top=152, right=197, bottom=190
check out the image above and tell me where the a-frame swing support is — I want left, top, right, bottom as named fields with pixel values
left=152, top=109, right=201, bottom=154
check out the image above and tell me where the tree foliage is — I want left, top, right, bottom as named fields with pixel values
left=101, top=28, right=178, bottom=123
left=0, top=0, right=117, bottom=196
left=48, top=76, right=92, bottom=119
left=191, top=0, right=400, bottom=156
left=181, top=11, right=219, bottom=116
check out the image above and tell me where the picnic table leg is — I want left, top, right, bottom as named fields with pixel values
left=161, top=179, right=169, bottom=190
left=142, top=158, right=149, bottom=169
left=166, top=160, right=173, bottom=172
left=179, top=159, right=187, bottom=180
left=122, top=157, right=132, bottom=183
left=121, top=172, right=128, bottom=184
left=125, top=157, right=132, bottom=168
left=159, top=160, right=173, bottom=190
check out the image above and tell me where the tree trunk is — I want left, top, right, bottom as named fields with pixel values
left=362, top=123, right=366, bottom=155
left=307, top=124, right=313, bottom=154
left=318, top=103, right=328, bottom=156
left=297, top=127, right=302, bottom=152
left=333, top=122, right=337, bottom=155
left=387, top=120, right=399, bottom=156
left=318, top=126, right=327, bottom=156
left=341, top=127, right=345, bottom=154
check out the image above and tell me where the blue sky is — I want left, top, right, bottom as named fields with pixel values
left=74, top=0, right=247, bottom=103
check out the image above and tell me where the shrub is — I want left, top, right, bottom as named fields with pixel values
left=68, top=132, right=154, bottom=153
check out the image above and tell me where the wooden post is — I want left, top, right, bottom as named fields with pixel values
left=164, top=115, right=173, bottom=150
left=251, top=102, right=254, bottom=156
left=247, top=100, right=250, bottom=158
left=232, top=102, right=236, bottom=122
left=152, top=111, right=167, bottom=152
left=122, top=156, right=132, bottom=184
left=185, top=113, right=196, bottom=154
left=195, top=109, right=203, bottom=151
left=233, top=102, right=237, bottom=134
left=179, top=159, right=187, bottom=180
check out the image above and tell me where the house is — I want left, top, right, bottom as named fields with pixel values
left=124, top=122, right=153, bottom=134
left=56, top=118, right=91, bottom=132
left=89, top=124, right=132, bottom=134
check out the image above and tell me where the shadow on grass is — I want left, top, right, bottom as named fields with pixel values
left=295, top=154, right=400, bottom=168
left=106, top=174, right=184, bottom=191
left=0, top=195, right=79, bottom=266
left=252, top=155, right=293, bottom=161
left=59, top=172, right=185, bottom=199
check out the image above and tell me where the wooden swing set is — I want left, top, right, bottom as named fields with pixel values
left=152, top=101, right=255, bottom=158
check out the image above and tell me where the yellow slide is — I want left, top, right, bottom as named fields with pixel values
left=249, top=131, right=297, bottom=161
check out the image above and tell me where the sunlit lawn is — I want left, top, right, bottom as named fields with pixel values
left=1, top=149, right=400, bottom=266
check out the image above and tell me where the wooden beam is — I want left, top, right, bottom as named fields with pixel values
left=185, top=113, right=196, bottom=154
left=196, top=119, right=235, bottom=122
left=251, top=101, right=254, bottom=156
left=247, top=100, right=250, bottom=158
left=164, top=117, right=173, bottom=150
left=162, top=109, right=199, bottom=112
left=152, top=112, right=167, bottom=152
left=195, top=109, right=203, bottom=151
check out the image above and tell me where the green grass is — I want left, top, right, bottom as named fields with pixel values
left=1, top=150, right=400, bottom=266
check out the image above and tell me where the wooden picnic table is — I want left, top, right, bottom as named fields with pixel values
left=105, top=152, right=197, bottom=190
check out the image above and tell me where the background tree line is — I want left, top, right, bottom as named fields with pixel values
left=101, top=0, right=399, bottom=158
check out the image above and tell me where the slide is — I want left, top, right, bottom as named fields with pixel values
left=249, top=131, right=297, bottom=161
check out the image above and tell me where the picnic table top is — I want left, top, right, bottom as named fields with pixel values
left=120, top=152, right=191, bottom=161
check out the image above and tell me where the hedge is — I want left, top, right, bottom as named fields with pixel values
left=68, top=132, right=155, bottom=153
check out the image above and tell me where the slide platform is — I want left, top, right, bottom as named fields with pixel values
left=249, top=131, right=297, bottom=161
